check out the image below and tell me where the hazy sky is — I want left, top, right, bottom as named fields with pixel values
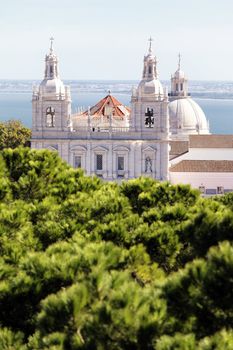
left=1, top=0, right=233, bottom=80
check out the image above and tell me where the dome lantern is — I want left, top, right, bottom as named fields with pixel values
left=170, top=53, right=188, bottom=100
left=142, top=37, right=159, bottom=81
left=39, top=37, right=66, bottom=96
left=136, top=38, right=164, bottom=98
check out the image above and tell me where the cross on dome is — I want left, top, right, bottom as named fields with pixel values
left=50, top=37, right=54, bottom=54
left=178, top=53, right=181, bottom=70
left=148, top=36, right=153, bottom=53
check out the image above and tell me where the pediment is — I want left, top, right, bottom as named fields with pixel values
left=113, top=145, right=130, bottom=152
left=142, top=146, right=157, bottom=153
left=45, top=145, right=58, bottom=151
left=70, top=145, right=87, bottom=152
left=92, top=145, right=109, bottom=152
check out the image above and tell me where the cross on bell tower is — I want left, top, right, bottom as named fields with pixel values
left=44, top=37, right=59, bottom=79
left=178, top=53, right=181, bottom=70
left=148, top=36, right=153, bottom=53
left=50, top=37, right=54, bottom=54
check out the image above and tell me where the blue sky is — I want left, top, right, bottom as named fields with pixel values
left=1, top=0, right=233, bottom=80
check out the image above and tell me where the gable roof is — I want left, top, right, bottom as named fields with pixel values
left=82, top=94, right=131, bottom=120
left=170, top=160, right=233, bottom=173
left=189, top=135, right=233, bottom=148
left=169, top=141, right=189, bottom=158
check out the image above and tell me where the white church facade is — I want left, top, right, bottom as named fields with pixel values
left=31, top=39, right=233, bottom=194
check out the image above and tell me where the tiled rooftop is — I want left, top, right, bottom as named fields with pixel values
left=169, top=141, right=189, bottom=156
left=82, top=94, right=130, bottom=119
left=189, top=135, right=233, bottom=148
left=170, top=160, right=233, bottom=172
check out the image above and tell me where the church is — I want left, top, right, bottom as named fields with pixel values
left=31, top=39, right=233, bottom=194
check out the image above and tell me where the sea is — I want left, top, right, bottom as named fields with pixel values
left=0, top=80, right=233, bottom=134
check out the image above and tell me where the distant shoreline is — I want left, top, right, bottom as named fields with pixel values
left=1, top=80, right=233, bottom=100
left=1, top=91, right=233, bottom=101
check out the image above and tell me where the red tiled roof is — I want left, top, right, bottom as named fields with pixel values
left=170, top=160, right=233, bottom=173
left=189, top=135, right=233, bottom=148
left=82, top=94, right=131, bottom=119
left=169, top=141, right=189, bottom=156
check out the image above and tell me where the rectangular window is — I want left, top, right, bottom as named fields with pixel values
left=117, top=156, right=124, bottom=171
left=180, top=83, right=183, bottom=91
left=96, top=154, right=103, bottom=171
left=217, top=186, right=224, bottom=194
left=206, top=189, right=217, bottom=195
left=74, top=155, right=82, bottom=168
left=199, top=186, right=205, bottom=194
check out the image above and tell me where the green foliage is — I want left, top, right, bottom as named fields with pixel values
left=0, top=155, right=11, bottom=201
left=156, top=333, right=196, bottom=350
left=161, top=241, right=233, bottom=338
left=0, top=120, right=31, bottom=150
left=0, top=327, right=26, bottom=350
left=156, top=329, right=233, bottom=350
left=0, top=148, right=232, bottom=349
left=212, top=191, right=233, bottom=209
left=181, top=200, right=233, bottom=260
left=120, top=178, right=199, bottom=214
left=30, top=271, right=165, bottom=350
left=199, top=329, right=233, bottom=349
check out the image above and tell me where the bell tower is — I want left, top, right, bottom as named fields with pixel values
left=130, top=38, right=169, bottom=137
left=130, top=38, right=170, bottom=181
left=32, top=38, right=71, bottom=138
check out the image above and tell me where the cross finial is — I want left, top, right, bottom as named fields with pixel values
left=50, top=37, right=54, bottom=53
left=178, top=52, right=181, bottom=70
left=148, top=36, right=153, bottom=53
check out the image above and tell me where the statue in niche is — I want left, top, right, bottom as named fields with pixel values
left=145, top=156, right=152, bottom=173
left=46, top=107, right=55, bottom=127
left=67, top=114, right=72, bottom=128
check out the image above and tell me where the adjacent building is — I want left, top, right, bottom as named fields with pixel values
left=170, top=135, right=233, bottom=194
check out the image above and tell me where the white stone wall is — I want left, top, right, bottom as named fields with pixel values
left=171, top=148, right=233, bottom=165
left=31, top=138, right=170, bottom=181
left=170, top=172, right=233, bottom=194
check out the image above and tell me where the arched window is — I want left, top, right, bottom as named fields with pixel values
left=148, top=65, right=152, bottom=74
left=46, top=107, right=55, bottom=127
left=145, top=107, right=154, bottom=128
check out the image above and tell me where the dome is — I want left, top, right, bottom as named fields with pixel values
left=169, top=98, right=209, bottom=136
left=138, top=78, right=164, bottom=96
left=40, top=78, right=65, bottom=95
